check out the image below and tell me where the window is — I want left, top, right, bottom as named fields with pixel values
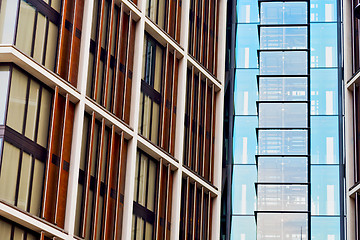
left=0, top=216, right=41, bottom=240
left=139, top=35, right=179, bottom=155
left=75, top=113, right=128, bottom=239
left=0, top=64, right=75, bottom=229
left=132, top=151, right=173, bottom=240
left=87, top=2, right=135, bottom=124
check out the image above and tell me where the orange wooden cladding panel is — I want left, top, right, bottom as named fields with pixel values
left=170, top=58, right=179, bottom=155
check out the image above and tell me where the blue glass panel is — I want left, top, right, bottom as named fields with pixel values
left=310, top=68, right=338, bottom=115
left=310, top=0, right=337, bottom=22
left=310, top=23, right=338, bottom=68
left=233, top=116, right=257, bottom=164
left=234, top=69, right=258, bottom=115
left=235, top=24, right=259, bottom=69
left=311, top=165, right=340, bottom=215
left=260, top=2, right=307, bottom=24
left=260, top=26, right=308, bottom=50
left=236, top=0, right=259, bottom=23
left=312, top=217, right=340, bottom=239
left=311, top=116, right=339, bottom=164
left=231, top=216, right=256, bottom=240
left=0, top=66, right=10, bottom=125
left=232, top=165, right=257, bottom=214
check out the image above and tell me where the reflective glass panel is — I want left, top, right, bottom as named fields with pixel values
left=259, top=103, right=308, bottom=128
left=234, top=69, right=258, bottom=115
left=232, top=165, right=257, bottom=214
left=311, top=165, right=340, bottom=215
left=311, top=116, right=339, bottom=164
left=0, top=0, right=19, bottom=44
left=311, top=23, right=338, bottom=68
left=258, top=157, right=308, bottom=183
left=258, top=130, right=308, bottom=155
left=231, top=216, right=256, bottom=240
left=260, top=2, right=307, bottom=24
left=310, top=0, right=337, bottom=22
left=310, top=68, right=338, bottom=115
left=260, top=51, right=308, bottom=75
left=259, top=77, right=307, bottom=101
left=311, top=216, right=340, bottom=239
left=235, top=24, right=259, bottom=69
left=257, top=185, right=308, bottom=211
left=236, top=0, right=259, bottom=23
left=0, top=66, right=10, bottom=125
left=233, top=116, right=257, bottom=164
left=260, top=27, right=307, bottom=50
left=257, top=213, right=308, bottom=240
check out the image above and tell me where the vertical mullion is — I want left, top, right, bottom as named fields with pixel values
left=187, top=67, right=195, bottom=168
left=112, top=5, right=124, bottom=113
left=184, top=177, right=190, bottom=240
left=113, top=133, right=124, bottom=240
left=206, top=0, right=211, bottom=69
left=92, top=119, right=106, bottom=239
left=354, top=86, right=358, bottom=182
left=54, top=94, right=70, bottom=224
left=192, top=0, right=199, bottom=57
left=103, top=1, right=115, bottom=106
left=209, top=85, right=215, bottom=182
left=81, top=113, right=96, bottom=237
left=169, top=52, right=177, bottom=154
left=212, top=0, right=218, bottom=75
left=41, top=87, right=59, bottom=219
left=199, top=0, right=205, bottom=62
left=191, top=183, right=197, bottom=240
left=164, top=165, right=171, bottom=240
left=194, top=73, right=201, bottom=173
left=207, top=192, right=211, bottom=239
left=93, top=0, right=106, bottom=100
left=175, top=0, right=182, bottom=42
left=199, top=188, right=204, bottom=240
left=102, top=126, right=115, bottom=239
left=160, top=45, right=170, bottom=147
left=55, top=0, right=68, bottom=73
left=121, top=13, right=132, bottom=120
left=166, top=0, right=171, bottom=32
left=66, top=0, right=78, bottom=82
left=202, top=80, right=208, bottom=176
left=155, top=159, right=164, bottom=239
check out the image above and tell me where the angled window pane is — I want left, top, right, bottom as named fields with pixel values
left=0, top=0, right=19, bottom=44
left=17, top=152, right=32, bottom=211
left=259, top=103, right=308, bottom=128
left=232, top=165, right=257, bottom=214
left=258, top=130, right=308, bottom=155
left=234, top=69, right=258, bottom=115
left=260, top=26, right=308, bottom=50
left=260, top=51, right=308, bottom=75
left=258, top=157, right=308, bottom=183
left=236, top=0, right=259, bottom=23
left=16, top=1, right=36, bottom=56
left=231, top=216, right=256, bottom=240
left=233, top=116, right=257, bottom=164
left=259, top=77, right=307, bottom=101
left=260, top=2, right=307, bottom=24
left=0, top=66, right=10, bottom=125
left=236, top=24, right=259, bottom=68
left=311, top=217, right=340, bottom=239
left=310, top=0, right=337, bottom=22
left=25, top=80, right=40, bottom=141
left=258, top=185, right=308, bottom=211
left=257, top=213, right=308, bottom=240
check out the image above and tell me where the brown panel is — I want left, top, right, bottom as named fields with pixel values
left=93, top=0, right=106, bottom=100
left=191, top=183, right=197, bottom=240
left=55, top=95, right=75, bottom=228
left=162, top=48, right=173, bottom=152
left=168, top=0, right=177, bottom=38
left=208, top=0, right=215, bottom=73
left=214, top=0, right=219, bottom=76
left=121, top=14, right=132, bottom=122
left=165, top=168, right=173, bottom=240
left=204, top=84, right=212, bottom=181
left=192, top=0, right=199, bottom=57
left=81, top=113, right=96, bottom=237
left=175, top=0, right=182, bottom=43
left=170, top=56, right=179, bottom=155
left=198, top=0, right=205, bottom=63
left=201, top=80, right=208, bottom=177
left=124, top=18, right=136, bottom=124
left=184, top=177, right=190, bottom=240
left=194, top=73, right=202, bottom=173
left=158, top=162, right=168, bottom=239
left=187, top=68, right=195, bottom=168
left=205, top=0, right=212, bottom=69
left=103, top=1, right=116, bottom=107
left=155, top=159, right=164, bottom=239
left=199, top=188, right=204, bottom=239
left=207, top=192, right=211, bottom=239
left=92, top=119, right=106, bottom=239
left=210, top=86, right=215, bottom=183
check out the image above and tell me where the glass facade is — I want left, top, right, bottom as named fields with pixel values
left=226, top=0, right=343, bottom=239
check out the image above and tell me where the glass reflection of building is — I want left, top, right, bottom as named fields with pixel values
left=223, top=0, right=344, bottom=239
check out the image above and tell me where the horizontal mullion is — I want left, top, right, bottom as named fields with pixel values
left=140, top=81, right=162, bottom=104
left=256, top=127, right=310, bottom=131
left=255, top=154, right=309, bottom=158
left=257, top=100, right=309, bottom=104
left=27, top=0, right=61, bottom=25
left=258, top=75, right=309, bottom=78
left=258, top=24, right=308, bottom=28
left=258, top=49, right=310, bottom=53
left=255, top=182, right=309, bottom=186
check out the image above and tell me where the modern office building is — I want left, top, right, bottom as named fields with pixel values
left=223, top=0, right=345, bottom=239
left=0, top=0, right=226, bottom=239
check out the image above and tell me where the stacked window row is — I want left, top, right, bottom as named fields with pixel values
left=183, top=67, right=216, bottom=183
left=256, top=1, right=309, bottom=239
left=139, top=34, right=179, bottom=156
left=0, top=0, right=85, bottom=87
left=179, top=177, right=213, bottom=240
left=0, top=64, right=75, bottom=229
left=188, top=0, right=219, bottom=76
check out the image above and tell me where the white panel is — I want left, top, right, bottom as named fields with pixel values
left=326, top=91, right=334, bottom=115
left=327, top=185, right=335, bottom=215
left=325, top=4, right=333, bottom=22
left=244, top=48, right=249, bottom=68
left=242, top=137, right=248, bottom=164
left=326, top=137, right=334, bottom=164
left=245, top=5, right=250, bottom=23
left=243, top=91, right=249, bottom=115
left=241, top=185, right=247, bottom=213
left=328, top=235, right=335, bottom=240
left=325, top=47, right=333, bottom=67
left=241, top=234, right=246, bottom=240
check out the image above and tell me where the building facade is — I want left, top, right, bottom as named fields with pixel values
left=0, top=0, right=226, bottom=239
left=223, top=0, right=345, bottom=239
